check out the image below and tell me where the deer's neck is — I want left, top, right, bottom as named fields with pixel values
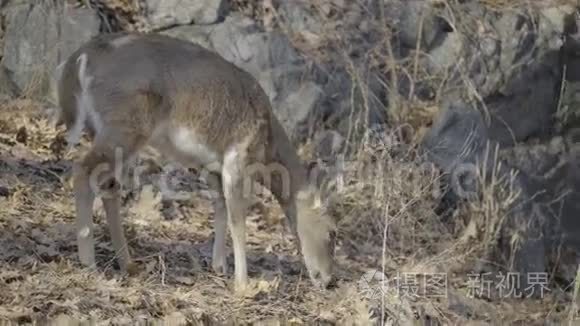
left=266, top=118, right=309, bottom=205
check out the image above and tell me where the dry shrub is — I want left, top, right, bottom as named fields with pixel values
left=450, top=144, right=523, bottom=272
left=1, top=0, right=574, bottom=322
left=270, top=0, right=543, bottom=279
left=314, top=125, right=550, bottom=322
left=324, top=126, right=449, bottom=268
left=389, top=140, right=527, bottom=282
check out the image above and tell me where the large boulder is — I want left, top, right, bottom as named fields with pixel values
left=2, top=1, right=100, bottom=98
left=424, top=3, right=576, bottom=146
left=383, top=0, right=448, bottom=52
left=422, top=100, right=552, bottom=294
left=0, top=65, right=18, bottom=100
left=141, top=0, right=228, bottom=30
left=558, top=17, right=580, bottom=132
left=501, top=136, right=580, bottom=253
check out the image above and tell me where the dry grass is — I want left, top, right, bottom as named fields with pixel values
left=235, top=0, right=578, bottom=323
left=0, top=0, right=578, bottom=324
left=0, top=99, right=574, bottom=324
left=0, top=100, right=374, bottom=324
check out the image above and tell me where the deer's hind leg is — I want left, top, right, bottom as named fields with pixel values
left=73, top=132, right=142, bottom=273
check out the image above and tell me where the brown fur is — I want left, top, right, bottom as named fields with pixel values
left=55, top=32, right=335, bottom=291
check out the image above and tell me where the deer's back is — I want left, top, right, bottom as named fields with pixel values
left=57, top=32, right=275, bottom=162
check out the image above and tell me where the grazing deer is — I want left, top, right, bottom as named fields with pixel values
left=53, top=32, right=336, bottom=291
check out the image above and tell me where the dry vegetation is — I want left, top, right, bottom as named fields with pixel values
left=0, top=98, right=575, bottom=325
left=0, top=0, right=579, bottom=325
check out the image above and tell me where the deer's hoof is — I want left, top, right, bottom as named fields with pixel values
left=233, top=278, right=249, bottom=294
left=310, top=270, right=335, bottom=290
left=212, top=259, right=228, bottom=276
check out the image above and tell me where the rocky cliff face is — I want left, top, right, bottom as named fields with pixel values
left=1, top=0, right=580, bottom=321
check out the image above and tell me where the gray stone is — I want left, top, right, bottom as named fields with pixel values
left=206, top=15, right=304, bottom=79
left=0, top=65, right=18, bottom=100
left=315, top=130, right=345, bottom=161
left=539, top=5, right=576, bottom=51
left=424, top=3, right=574, bottom=146
left=275, top=0, right=323, bottom=36
left=501, top=137, right=580, bottom=258
left=276, top=81, right=324, bottom=137
left=557, top=15, right=580, bottom=132
left=479, top=9, right=566, bottom=145
left=2, top=1, right=99, bottom=99
left=425, top=31, right=463, bottom=74
left=422, top=101, right=489, bottom=172
left=422, top=100, right=550, bottom=293
left=162, top=23, right=213, bottom=49
left=384, top=0, right=446, bottom=51
left=142, top=0, right=228, bottom=30
left=165, top=14, right=303, bottom=89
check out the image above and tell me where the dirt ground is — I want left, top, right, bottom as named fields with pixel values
left=0, top=100, right=577, bottom=325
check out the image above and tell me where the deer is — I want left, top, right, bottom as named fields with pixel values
left=52, top=31, right=336, bottom=292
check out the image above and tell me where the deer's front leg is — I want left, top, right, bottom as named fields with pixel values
left=222, top=153, right=248, bottom=292
left=206, top=172, right=228, bottom=275
left=101, top=178, right=133, bottom=273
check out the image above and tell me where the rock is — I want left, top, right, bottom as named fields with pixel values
left=557, top=14, right=580, bottom=132
left=424, top=3, right=575, bottom=146
left=422, top=101, right=489, bottom=173
left=539, top=5, right=576, bottom=50
left=474, top=7, right=564, bottom=145
left=165, top=4, right=390, bottom=143
left=2, top=1, right=100, bottom=99
left=206, top=15, right=304, bottom=81
left=162, top=23, right=213, bottom=49
left=384, top=0, right=447, bottom=51
left=0, top=185, right=10, bottom=197
left=422, top=100, right=550, bottom=294
left=275, top=1, right=323, bottom=37
left=275, top=81, right=324, bottom=137
left=142, top=0, right=228, bottom=30
left=317, top=67, right=388, bottom=145
left=501, top=137, right=580, bottom=259
left=0, top=66, right=18, bottom=100
left=314, top=130, right=344, bottom=161
left=484, top=59, right=560, bottom=146
left=426, top=31, right=464, bottom=75
left=500, top=138, right=564, bottom=180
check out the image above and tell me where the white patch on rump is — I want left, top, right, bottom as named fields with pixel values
left=66, top=53, right=103, bottom=147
